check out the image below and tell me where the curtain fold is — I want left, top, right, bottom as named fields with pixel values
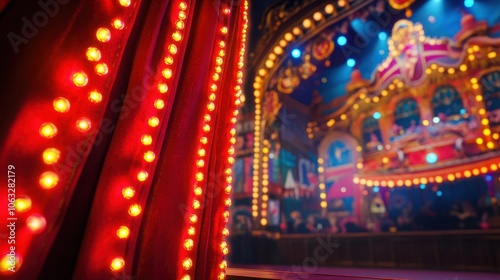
left=0, top=0, right=247, bottom=279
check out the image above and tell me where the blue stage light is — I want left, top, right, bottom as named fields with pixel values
left=291, top=48, right=301, bottom=58
left=378, top=32, right=387, bottom=41
left=337, top=36, right=347, bottom=46
left=347, top=58, right=356, bottom=67
left=373, top=112, right=381, bottom=120
left=464, top=0, right=474, bottom=8
left=437, top=190, right=443, bottom=197
left=420, top=184, right=426, bottom=190
left=486, top=175, right=492, bottom=182
left=426, top=152, right=438, bottom=164
left=373, top=187, right=380, bottom=193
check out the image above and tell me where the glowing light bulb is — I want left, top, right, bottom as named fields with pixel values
left=194, top=187, right=202, bottom=195
left=95, top=63, right=109, bottom=76
left=42, top=148, right=61, bottom=164
left=172, top=31, right=182, bottom=41
left=161, top=57, right=175, bottom=69
left=178, top=11, right=186, bottom=20
left=119, top=0, right=131, bottom=7
left=137, top=171, right=148, bottom=181
left=110, top=257, right=125, bottom=271
left=122, top=187, right=135, bottom=199
left=40, top=122, right=57, bottom=138
left=39, top=171, right=59, bottom=189
left=0, top=253, right=21, bottom=273
left=168, top=44, right=177, bottom=54
left=15, top=196, right=32, bottom=213
left=179, top=2, right=187, bottom=10
left=26, top=214, right=46, bottom=233
left=162, top=68, right=172, bottom=79
left=86, top=47, right=101, bottom=61
left=207, top=102, right=215, bottom=111
left=222, top=228, right=229, bottom=236
left=73, top=72, right=88, bottom=87
left=158, top=83, right=168, bottom=94
left=221, top=27, right=228, bottom=34
left=182, top=258, right=193, bottom=270
left=154, top=99, right=164, bottom=109
left=197, top=159, right=204, bottom=167
left=148, top=116, right=159, bottom=127
left=184, top=239, right=194, bottom=250
left=192, top=200, right=200, bottom=209
left=96, top=28, right=111, bottom=42
left=189, top=214, right=198, bottom=224
left=181, top=275, right=191, bottom=280
left=144, top=151, right=155, bottom=162
left=188, top=226, right=195, bottom=236
left=203, top=124, right=210, bottom=132
left=200, top=137, right=207, bottom=144
left=117, top=226, right=130, bottom=239
left=88, top=90, right=102, bottom=103
left=76, top=117, right=91, bottom=132
left=141, top=134, right=152, bottom=146
left=198, top=149, right=206, bottom=157
left=128, top=204, right=142, bottom=216
left=195, top=172, right=204, bottom=182
left=53, top=97, right=70, bottom=113
left=112, top=18, right=124, bottom=30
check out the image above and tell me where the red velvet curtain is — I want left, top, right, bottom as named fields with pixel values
left=0, top=0, right=247, bottom=279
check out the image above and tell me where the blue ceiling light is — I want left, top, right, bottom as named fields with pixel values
left=426, top=152, right=438, bottom=164
left=378, top=32, right=387, bottom=41
left=291, top=48, right=301, bottom=58
left=373, top=187, right=380, bottom=193
left=436, top=190, right=443, bottom=197
left=373, top=112, right=381, bottom=120
left=420, top=184, right=426, bottom=190
left=464, top=0, right=474, bottom=8
left=337, top=36, right=347, bottom=46
left=347, top=58, right=356, bottom=67
left=486, top=175, right=492, bottom=182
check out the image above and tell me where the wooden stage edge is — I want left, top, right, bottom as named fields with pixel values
left=227, top=267, right=404, bottom=280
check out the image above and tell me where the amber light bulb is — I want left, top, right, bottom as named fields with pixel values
left=96, top=27, right=111, bottom=42
left=116, top=226, right=130, bottom=239
left=76, top=118, right=92, bottom=132
left=86, top=47, right=101, bottom=61
left=112, top=18, right=124, bottom=30
left=122, top=187, right=135, bottom=199
left=110, top=257, right=125, bottom=271
left=42, top=148, right=61, bottom=164
left=39, top=171, right=59, bottom=189
left=73, top=72, right=88, bottom=87
left=88, top=90, right=103, bottom=103
left=39, top=123, right=57, bottom=138
left=53, top=97, right=70, bottom=113
left=26, top=214, right=46, bottom=233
